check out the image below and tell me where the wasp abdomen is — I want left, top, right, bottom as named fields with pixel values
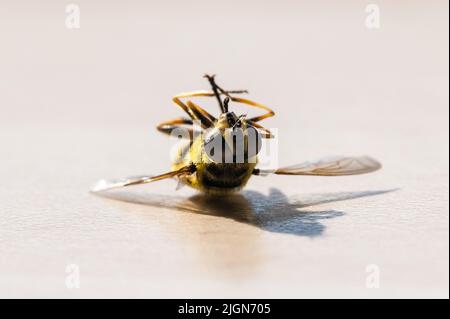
left=198, top=163, right=254, bottom=190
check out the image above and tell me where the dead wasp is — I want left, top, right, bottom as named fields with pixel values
left=92, top=74, right=381, bottom=194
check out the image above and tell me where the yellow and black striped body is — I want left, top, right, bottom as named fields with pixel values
left=172, top=122, right=258, bottom=194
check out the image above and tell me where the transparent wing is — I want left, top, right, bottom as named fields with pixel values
left=258, top=156, right=381, bottom=176
left=91, top=166, right=194, bottom=192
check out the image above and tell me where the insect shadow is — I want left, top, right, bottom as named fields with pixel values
left=95, top=188, right=396, bottom=237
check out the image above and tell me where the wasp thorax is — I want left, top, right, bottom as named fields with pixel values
left=203, top=116, right=262, bottom=164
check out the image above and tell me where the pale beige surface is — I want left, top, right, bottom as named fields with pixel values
left=0, top=1, right=448, bottom=298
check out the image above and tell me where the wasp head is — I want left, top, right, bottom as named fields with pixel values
left=204, top=110, right=262, bottom=164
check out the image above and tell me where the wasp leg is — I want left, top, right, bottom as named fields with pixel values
left=172, top=84, right=273, bottom=133
left=204, top=74, right=226, bottom=112
left=202, top=75, right=274, bottom=122
left=172, top=89, right=249, bottom=127
left=252, top=168, right=262, bottom=175
left=247, top=120, right=274, bottom=139
left=229, top=96, right=275, bottom=123
left=204, top=74, right=249, bottom=113
left=156, top=117, right=198, bottom=139
left=186, top=100, right=216, bottom=128
left=172, top=91, right=218, bottom=128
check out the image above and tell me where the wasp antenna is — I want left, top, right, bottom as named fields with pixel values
left=223, top=97, right=230, bottom=113
left=203, top=73, right=216, bottom=80
left=204, top=74, right=226, bottom=113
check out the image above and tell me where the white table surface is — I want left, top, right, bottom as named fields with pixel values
left=0, top=0, right=448, bottom=298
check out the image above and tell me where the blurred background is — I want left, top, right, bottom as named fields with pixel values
left=0, top=0, right=448, bottom=298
